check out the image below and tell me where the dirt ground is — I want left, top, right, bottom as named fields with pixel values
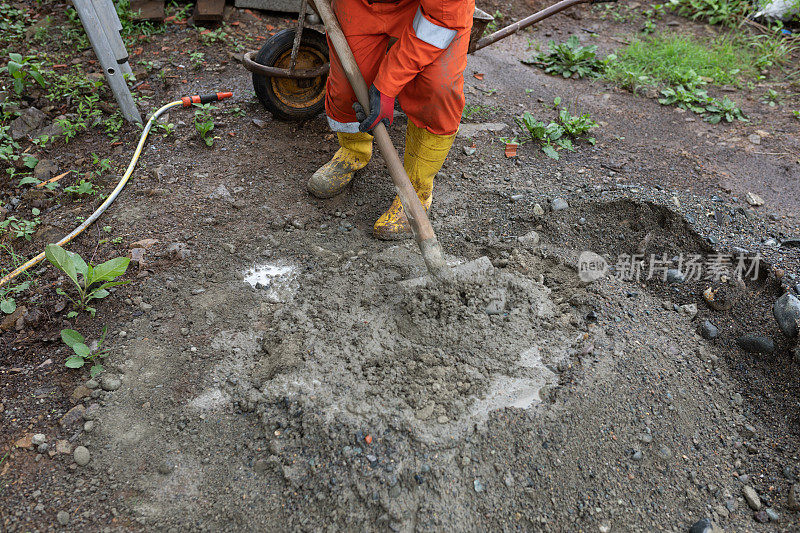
left=2, top=1, right=800, bottom=531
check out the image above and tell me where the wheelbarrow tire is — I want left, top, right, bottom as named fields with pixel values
left=252, top=28, right=329, bottom=121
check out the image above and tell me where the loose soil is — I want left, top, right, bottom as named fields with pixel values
left=1, top=1, right=799, bottom=532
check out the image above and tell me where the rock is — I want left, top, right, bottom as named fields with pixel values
left=773, top=293, right=800, bottom=338
left=31, top=434, right=46, bottom=446
left=666, top=269, right=685, bottom=284
left=462, top=145, right=476, bottom=155
left=700, top=320, right=719, bottom=340
left=83, top=403, right=100, bottom=420
left=10, top=107, right=47, bottom=140
left=208, top=184, right=234, bottom=203
left=746, top=192, right=764, bottom=206
left=251, top=118, right=268, bottom=129
left=748, top=134, right=762, bottom=145
left=743, top=485, right=761, bottom=510
left=753, top=511, right=769, bottom=523
left=59, top=404, right=86, bottom=428
left=740, top=424, right=756, bottom=438
left=157, top=459, right=175, bottom=475
left=55, top=440, right=72, bottom=455
left=551, top=198, right=569, bottom=211
left=632, top=450, right=643, bottom=461
left=83, top=420, right=95, bottom=432
left=85, top=379, right=99, bottom=389
left=657, top=445, right=672, bottom=459
left=736, top=335, right=774, bottom=355
left=56, top=511, right=70, bottom=526
left=71, top=385, right=91, bottom=401
left=33, top=159, right=58, bottom=180
left=532, top=203, right=545, bottom=216
left=679, top=303, right=698, bottom=319
left=703, top=286, right=732, bottom=311
left=688, top=517, right=720, bottom=533
left=788, top=483, right=800, bottom=511
left=101, top=375, right=121, bottom=391
left=473, top=479, right=485, bottom=492
left=517, top=231, right=540, bottom=247
left=765, top=508, right=779, bottom=522
left=73, top=446, right=90, bottom=466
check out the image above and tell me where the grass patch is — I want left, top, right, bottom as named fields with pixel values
left=603, top=33, right=762, bottom=89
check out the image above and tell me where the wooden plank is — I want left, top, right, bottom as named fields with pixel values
left=130, top=0, right=165, bottom=21
left=194, top=0, right=225, bottom=21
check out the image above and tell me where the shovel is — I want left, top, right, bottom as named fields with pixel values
left=312, top=0, right=452, bottom=282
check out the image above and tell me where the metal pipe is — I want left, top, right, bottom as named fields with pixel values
left=473, top=0, right=611, bottom=52
left=242, top=51, right=329, bottom=78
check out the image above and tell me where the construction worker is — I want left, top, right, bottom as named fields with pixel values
left=307, top=0, right=475, bottom=239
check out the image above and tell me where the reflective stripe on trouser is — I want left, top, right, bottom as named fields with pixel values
left=324, top=0, right=470, bottom=136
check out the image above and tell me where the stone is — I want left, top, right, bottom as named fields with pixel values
left=748, top=134, right=762, bottom=145
left=551, top=198, right=569, bottom=211
left=666, top=269, right=685, bottom=283
left=765, top=508, right=779, bottom=522
left=753, top=511, right=769, bottom=523
left=157, top=460, right=175, bottom=475
left=31, top=434, right=46, bottom=446
left=55, top=440, right=73, bottom=455
left=463, top=145, right=476, bottom=155
left=59, top=404, right=86, bottom=428
left=743, top=485, right=761, bottom=510
left=73, top=446, right=90, bottom=466
left=688, top=518, right=719, bottom=533
left=736, top=335, right=774, bottom=355
left=517, top=231, right=540, bottom=247
left=101, top=375, right=121, bottom=391
left=788, top=483, right=800, bottom=511
left=679, top=304, right=698, bottom=319
left=473, top=479, right=485, bottom=492
left=33, top=159, right=58, bottom=180
left=700, top=320, right=719, bottom=340
left=83, top=420, right=95, bottom=432
left=10, top=107, right=47, bottom=140
left=85, top=379, right=99, bottom=389
left=773, top=293, right=800, bottom=338
left=532, top=203, right=545, bottom=216
left=71, top=385, right=91, bottom=401
left=746, top=192, right=764, bottom=206
left=56, top=511, right=70, bottom=526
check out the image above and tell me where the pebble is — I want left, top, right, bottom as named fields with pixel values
left=666, top=269, right=685, bottom=284
left=31, top=434, right=46, bottom=446
left=101, top=375, right=121, bottom=391
left=85, top=379, right=99, bottom=389
left=765, top=508, right=779, bottom=522
left=700, top=320, right=719, bottom=340
left=753, top=510, right=769, bottom=523
left=743, top=485, right=761, bottom=510
left=679, top=303, right=698, bottom=319
left=83, top=420, right=95, bottom=432
left=746, top=191, right=764, bottom=206
left=463, top=146, right=476, bottom=155
left=736, top=335, right=774, bottom=354
left=636, top=433, right=653, bottom=444
left=157, top=460, right=175, bottom=475
left=632, top=450, right=643, bottom=461
left=532, top=203, right=545, bottom=216
left=788, top=483, right=800, bottom=511
left=747, top=134, right=762, bottom=145
left=551, top=198, right=569, bottom=211
left=73, top=446, right=90, bottom=466
left=56, top=511, right=70, bottom=525
left=517, top=231, right=540, bottom=247
left=688, top=518, right=716, bottom=533
left=473, top=479, right=485, bottom=492
left=657, top=445, right=672, bottom=459
left=773, top=293, right=800, bottom=338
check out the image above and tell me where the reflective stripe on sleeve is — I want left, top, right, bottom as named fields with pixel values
left=327, top=116, right=361, bottom=133
left=412, top=7, right=457, bottom=49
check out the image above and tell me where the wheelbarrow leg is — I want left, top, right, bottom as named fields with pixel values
left=290, top=0, right=309, bottom=71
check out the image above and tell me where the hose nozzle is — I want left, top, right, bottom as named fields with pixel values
left=181, top=92, right=233, bottom=107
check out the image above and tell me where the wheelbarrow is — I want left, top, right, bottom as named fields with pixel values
left=242, top=0, right=613, bottom=120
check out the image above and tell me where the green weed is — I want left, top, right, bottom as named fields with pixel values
left=509, top=98, right=597, bottom=160
left=0, top=208, right=41, bottom=241
left=193, top=103, right=216, bottom=146
left=0, top=243, right=32, bottom=314
left=45, top=244, right=130, bottom=318
left=61, top=327, right=109, bottom=377
left=0, top=53, right=46, bottom=95
left=527, top=36, right=603, bottom=79
left=667, top=0, right=749, bottom=26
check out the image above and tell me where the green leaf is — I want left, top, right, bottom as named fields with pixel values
left=19, top=176, right=41, bottom=186
left=73, top=343, right=91, bottom=358
left=89, top=364, right=104, bottom=377
left=87, top=288, right=110, bottom=300
left=98, top=280, right=129, bottom=291
left=7, top=61, right=21, bottom=77
left=23, top=155, right=38, bottom=168
left=65, top=356, right=86, bottom=368
left=31, top=207, right=40, bottom=216
left=542, top=144, right=560, bottom=160
left=45, top=244, right=78, bottom=286
left=30, top=70, right=45, bottom=87
left=1, top=298, right=16, bottom=314
left=92, top=257, right=130, bottom=282
left=71, top=251, right=89, bottom=280
left=67, top=311, right=78, bottom=318
left=60, top=328, right=84, bottom=347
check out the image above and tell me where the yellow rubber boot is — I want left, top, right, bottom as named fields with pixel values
left=308, top=132, right=373, bottom=199
left=373, top=122, right=455, bottom=240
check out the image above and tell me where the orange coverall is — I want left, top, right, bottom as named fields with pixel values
left=324, top=0, right=475, bottom=136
